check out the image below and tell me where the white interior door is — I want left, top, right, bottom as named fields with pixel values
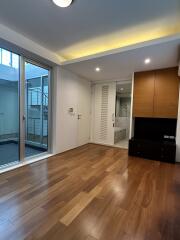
left=77, top=80, right=91, bottom=146
left=92, top=82, right=116, bottom=145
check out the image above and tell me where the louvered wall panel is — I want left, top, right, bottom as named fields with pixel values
left=92, top=82, right=116, bottom=145
left=100, top=85, right=109, bottom=140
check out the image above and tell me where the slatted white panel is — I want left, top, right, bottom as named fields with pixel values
left=100, top=85, right=109, bottom=140
left=92, top=82, right=116, bottom=145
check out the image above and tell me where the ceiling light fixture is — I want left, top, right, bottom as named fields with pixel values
left=144, top=58, right=151, bottom=64
left=120, top=88, right=124, bottom=91
left=95, top=67, right=101, bottom=72
left=52, top=0, right=73, bottom=8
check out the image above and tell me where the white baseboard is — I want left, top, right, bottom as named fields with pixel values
left=89, top=141, right=128, bottom=149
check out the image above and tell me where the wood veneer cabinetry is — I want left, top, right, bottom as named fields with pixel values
left=133, top=71, right=155, bottom=117
left=154, top=68, right=179, bottom=118
left=133, top=67, right=179, bottom=118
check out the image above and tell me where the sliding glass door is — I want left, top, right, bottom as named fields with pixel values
left=25, top=62, right=49, bottom=158
left=0, top=48, right=20, bottom=167
left=0, top=47, right=50, bottom=168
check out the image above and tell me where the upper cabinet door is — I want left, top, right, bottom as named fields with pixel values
left=133, top=71, right=155, bottom=117
left=154, top=67, right=180, bottom=119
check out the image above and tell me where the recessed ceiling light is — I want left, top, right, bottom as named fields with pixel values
left=95, top=67, right=101, bottom=72
left=144, top=58, right=151, bottom=64
left=52, top=0, right=73, bottom=8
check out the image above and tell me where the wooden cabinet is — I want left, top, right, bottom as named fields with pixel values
left=154, top=68, right=179, bottom=118
left=133, top=71, right=155, bottom=117
left=133, top=67, right=179, bottom=119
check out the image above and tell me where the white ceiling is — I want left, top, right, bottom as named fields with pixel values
left=0, top=0, right=179, bottom=61
left=63, top=38, right=180, bottom=81
left=0, top=0, right=179, bottom=79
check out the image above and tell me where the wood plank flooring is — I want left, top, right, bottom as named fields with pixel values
left=0, top=144, right=180, bottom=240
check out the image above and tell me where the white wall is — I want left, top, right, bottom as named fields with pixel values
left=52, top=67, right=91, bottom=154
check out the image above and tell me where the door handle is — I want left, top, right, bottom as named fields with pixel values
left=78, top=114, right=82, bottom=120
left=112, top=113, right=115, bottom=122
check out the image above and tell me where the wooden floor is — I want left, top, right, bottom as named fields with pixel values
left=0, top=144, right=180, bottom=240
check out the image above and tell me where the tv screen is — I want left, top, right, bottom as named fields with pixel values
left=134, top=118, right=177, bottom=141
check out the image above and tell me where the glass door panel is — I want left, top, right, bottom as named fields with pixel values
left=0, top=48, right=20, bottom=167
left=25, top=62, right=49, bottom=158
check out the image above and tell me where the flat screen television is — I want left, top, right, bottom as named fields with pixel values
left=134, top=118, right=177, bottom=142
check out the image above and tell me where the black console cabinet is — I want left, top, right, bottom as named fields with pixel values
left=129, top=118, right=177, bottom=163
left=129, top=138, right=176, bottom=163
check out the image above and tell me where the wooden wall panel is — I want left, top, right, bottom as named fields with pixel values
left=154, top=67, right=179, bottom=118
left=133, top=71, right=155, bottom=117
